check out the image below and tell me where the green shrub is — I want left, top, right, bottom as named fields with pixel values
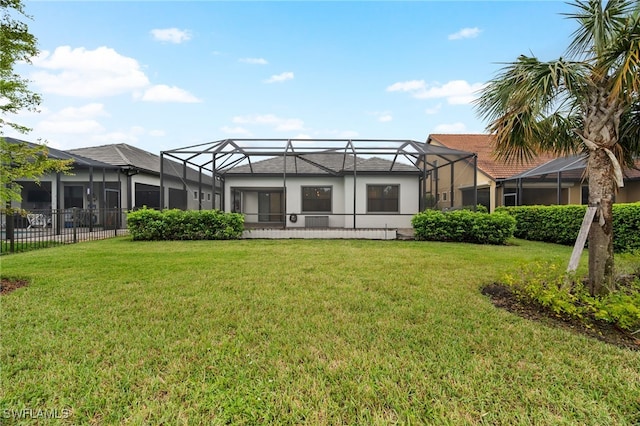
left=127, top=208, right=244, bottom=241
left=497, top=203, right=640, bottom=253
left=412, top=209, right=515, bottom=245
left=501, top=263, right=640, bottom=332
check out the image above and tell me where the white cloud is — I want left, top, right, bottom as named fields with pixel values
left=140, top=84, right=202, bottom=103
left=92, top=131, right=140, bottom=144
left=434, top=122, right=468, bottom=133
left=368, top=111, right=393, bottom=123
left=31, top=46, right=150, bottom=97
left=52, top=103, right=109, bottom=120
left=150, top=28, right=192, bottom=44
left=448, top=27, right=482, bottom=40
left=387, top=79, right=483, bottom=104
left=232, top=114, right=304, bottom=132
left=265, top=72, right=294, bottom=83
left=239, top=58, right=268, bottom=65
left=221, top=126, right=252, bottom=136
left=36, top=103, right=110, bottom=136
left=38, top=119, right=105, bottom=135
left=386, top=80, right=425, bottom=93
left=149, top=129, right=166, bottom=137
left=425, top=104, right=442, bottom=115
left=337, top=130, right=359, bottom=138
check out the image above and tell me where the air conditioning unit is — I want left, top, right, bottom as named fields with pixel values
left=305, top=216, right=329, bottom=228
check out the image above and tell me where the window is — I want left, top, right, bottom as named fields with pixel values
left=207, top=193, right=211, bottom=201
left=64, top=186, right=84, bottom=208
left=194, top=191, right=198, bottom=200
left=367, top=185, right=399, bottom=213
left=302, top=186, right=332, bottom=212
left=442, top=192, right=447, bottom=201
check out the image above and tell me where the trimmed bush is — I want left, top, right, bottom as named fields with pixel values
left=497, top=203, right=640, bottom=253
left=127, top=208, right=244, bottom=241
left=411, top=209, right=515, bottom=245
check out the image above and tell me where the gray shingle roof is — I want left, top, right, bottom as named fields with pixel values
left=226, top=152, right=420, bottom=176
left=3, top=137, right=118, bottom=169
left=68, top=143, right=203, bottom=181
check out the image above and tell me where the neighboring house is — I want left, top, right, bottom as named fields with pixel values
left=5, top=138, right=219, bottom=215
left=504, top=154, right=640, bottom=205
left=425, top=134, right=640, bottom=211
left=69, top=144, right=221, bottom=211
left=6, top=137, right=123, bottom=213
left=425, top=134, right=556, bottom=211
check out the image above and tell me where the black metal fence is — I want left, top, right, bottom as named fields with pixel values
left=1, top=208, right=129, bottom=254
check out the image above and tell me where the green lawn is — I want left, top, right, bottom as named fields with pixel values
left=1, top=238, right=639, bottom=425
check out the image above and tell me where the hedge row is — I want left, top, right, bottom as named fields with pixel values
left=127, top=208, right=244, bottom=241
left=411, top=209, right=516, bottom=245
left=496, top=203, right=640, bottom=253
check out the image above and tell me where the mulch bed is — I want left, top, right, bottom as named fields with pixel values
left=1, top=277, right=29, bottom=295
left=482, top=283, right=639, bottom=351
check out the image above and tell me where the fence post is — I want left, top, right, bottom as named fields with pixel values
left=7, top=212, right=15, bottom=253
left=72, top=207, right=78, bottom=243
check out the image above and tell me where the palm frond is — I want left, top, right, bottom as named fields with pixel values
left=564, top=0, right=634, bottom=59
left=599, top=8, right=640, bottom=100
left=475, top=55, right=589, bottom=163
left=619, top=98, right=640, bottom=167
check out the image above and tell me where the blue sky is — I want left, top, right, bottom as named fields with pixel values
left=10, top=1, right=577, bottom=155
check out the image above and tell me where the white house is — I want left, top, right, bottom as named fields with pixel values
left=224, top=153, right=421, bottom=229
left=161, top=139, right=476, bottom=231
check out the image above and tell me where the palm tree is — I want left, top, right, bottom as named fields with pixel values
left=475, top=0, right=640, bottom=296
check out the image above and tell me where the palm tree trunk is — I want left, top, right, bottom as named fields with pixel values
left=587, top=147, right=616, bottom=296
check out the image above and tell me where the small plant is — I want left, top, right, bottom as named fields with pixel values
left=501, top=263, right=640, bottom=332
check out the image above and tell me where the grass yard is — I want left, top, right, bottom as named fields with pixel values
left=1, top=238, right=639, bottom=425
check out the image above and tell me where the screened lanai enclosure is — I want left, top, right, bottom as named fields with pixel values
left=161, top=139, right=477, bottom=229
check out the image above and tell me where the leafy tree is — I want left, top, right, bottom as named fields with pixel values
left=1, top=0, right=40, bottom=134
left=1, top=138, right=72, bottom=204
left=1, top=0, right=72, bottom=204
left=475, top=0, right=640, bottom=296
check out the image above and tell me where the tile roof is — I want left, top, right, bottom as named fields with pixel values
left=426, top=134, right=556, bottom=180
left=226, top=152, right=420, bottom=176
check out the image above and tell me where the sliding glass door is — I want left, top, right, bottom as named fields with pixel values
left=258, top=192, right=284, bottom=223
